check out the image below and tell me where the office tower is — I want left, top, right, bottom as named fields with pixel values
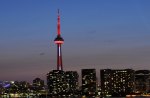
left=100, top=69, right=112, bottom=96
left=33, top=78, right=44, bottom=92
left=82, top=69, right=97, bottom=97
left=135, top=70, right=150, bottom=94
left=65, top=71, right=79, bottom=95
left=54, top=9, right=64, bottom=70
left=47, top=70, right=67, bottom=96
left=101, top=69, right=134, bottom=97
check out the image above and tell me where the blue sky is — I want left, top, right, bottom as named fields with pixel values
left=0, top=0, right=150, bottom=82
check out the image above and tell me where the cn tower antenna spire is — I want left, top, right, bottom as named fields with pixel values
left=54, top=9, right=64, bottom=70
left=57, top=9, right=61, bottom=36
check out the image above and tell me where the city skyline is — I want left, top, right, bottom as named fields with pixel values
left=0, top=0, right=150, bottom=82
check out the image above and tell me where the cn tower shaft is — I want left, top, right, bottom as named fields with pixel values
left=57, top=44, right=63, bottom=70
left=54, top=10, right=64, bottom=70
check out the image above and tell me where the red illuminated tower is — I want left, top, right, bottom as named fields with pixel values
left=54, top=9, right=64, bottom=70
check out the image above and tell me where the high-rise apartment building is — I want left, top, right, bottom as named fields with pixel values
left=135, top=70, right=150, bottom=94
left=82, top=69, right=97, bottom=97
left=47, top=70, right=67, bottom=96
left=65, top=71, right=79, bottom=95
left=101, top=69, right=134, bottom=97
left=100, top=69, right=112, bottom=96
left=47, top=70, right=79, bottom=96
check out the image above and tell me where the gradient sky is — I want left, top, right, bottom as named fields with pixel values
left=0, top=0, right=150, bottom=83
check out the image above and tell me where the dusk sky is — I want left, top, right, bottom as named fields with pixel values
left=0, top=0, right=150, bottom=82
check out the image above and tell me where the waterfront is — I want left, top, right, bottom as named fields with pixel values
left=1, top=96, right=150, bottom=98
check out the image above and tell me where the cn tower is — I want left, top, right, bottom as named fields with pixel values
left=54, top=9, right=64, bottom=70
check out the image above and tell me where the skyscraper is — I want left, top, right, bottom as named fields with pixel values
left=100, top=69, right=112, bottom=96
left=82, top=69, right=97, bottom=97
left=100, top=69, right=134, bottom=97
left=47, top=70, right=67, bottom=96
left=135, top=70, right=150, bottom=94
left=65, top=71, right=79, bottom=95
left=54, top=9, right=64, bottom=71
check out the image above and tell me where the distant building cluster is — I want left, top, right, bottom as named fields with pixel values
left=0, top=78, right=46, bottom=97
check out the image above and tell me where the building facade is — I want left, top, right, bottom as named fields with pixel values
left=65, top=71, right=79, bottom=96
left=101, top=69, right=134, bottom=97
left=47, top=70, right=67, bottom=96
left=82, top=69, right=97, bottom=97
left=135, top=70, right=150, bottom=94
